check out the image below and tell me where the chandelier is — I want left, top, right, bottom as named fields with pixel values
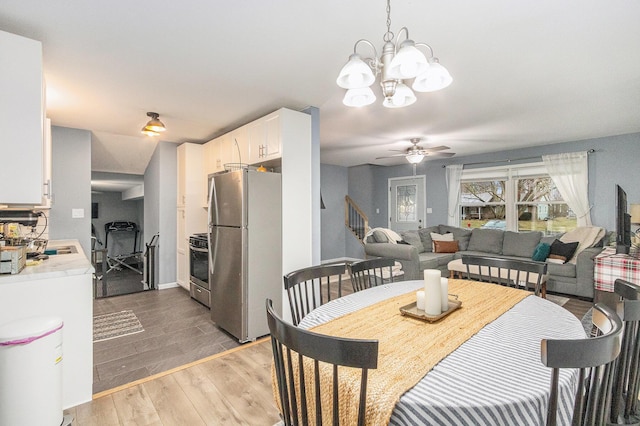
left=336, top=0, right=452, bottom=108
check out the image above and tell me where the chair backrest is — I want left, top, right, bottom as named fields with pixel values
left=348, top=257, right=397, bottom=292
left=284, top=263, right=347, bottom=326
left=266, top=299, right=379, bottom=426
left=460, top=254, right=547, bottom=296
left=541, top=303, right=623, bottom=426
left=610, top=279, right=640, bottom=424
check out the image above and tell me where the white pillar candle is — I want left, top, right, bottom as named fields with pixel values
left=416, top=291, right=425, bottom=310
left=423, top=269, right=442, bottom=316
left=440, top=277, right=449, bottom=312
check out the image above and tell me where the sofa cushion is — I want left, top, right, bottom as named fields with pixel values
left=417, top=226, right=440, bottom=253
left=531, top=242, right=551, bottom=261
left=434, top=240, right=459, bottom=253
left=419, top=252, right=455, bottom=269
left=502, top=231, right=542, bottom=258
left=549, top=239, right=579, bottom=264
left=401, top=230, right=424, bottom=253
left=439, top=225, right=472, bottom=251
left=546, top=261, right=576, bottom=278
left=467, top=228, right=504, bottom=254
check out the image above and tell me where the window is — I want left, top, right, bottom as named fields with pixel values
left=516, top=176, right=576, bottom=234
left=459, top=163, right=576, bottom=234
left=396, top=184, right=417, bottom=222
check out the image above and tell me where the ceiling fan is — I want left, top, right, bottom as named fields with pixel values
left=376, top=138, right=456, bottom=164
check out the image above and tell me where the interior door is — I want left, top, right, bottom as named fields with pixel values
left=389, top=176, right=426, bottom=233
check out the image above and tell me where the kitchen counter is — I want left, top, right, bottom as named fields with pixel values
left=0, top=238, right=93, bottom=408
left=0, top=239, right=93, bottom=284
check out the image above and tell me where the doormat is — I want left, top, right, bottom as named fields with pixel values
left=93, top=310, right=144, bottom=343
left=546, top=294, right=569, bottom=306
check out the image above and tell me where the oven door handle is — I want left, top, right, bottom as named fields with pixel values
left=189, top=246, right=208, bottom=253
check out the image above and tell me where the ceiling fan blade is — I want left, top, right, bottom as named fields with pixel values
left=427, top=152, right=456, bottom=157
left=420, top=145, right=450, bottom=152
left=375, top=153, right=406, bottom=159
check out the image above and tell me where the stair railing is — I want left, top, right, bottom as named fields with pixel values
left=345, top=195, right=369, bottom=242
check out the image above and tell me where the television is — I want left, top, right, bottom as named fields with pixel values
left=616, top=184, right=631, bottom=254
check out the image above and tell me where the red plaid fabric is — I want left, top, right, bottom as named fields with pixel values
left=594, top=247, right=640, bottom=292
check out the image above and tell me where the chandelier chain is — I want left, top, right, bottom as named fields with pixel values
left=383, top=0, right=394, bottom=43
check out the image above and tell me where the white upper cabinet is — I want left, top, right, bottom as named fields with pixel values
left=248, top=111, right=281, bottom=165
left=0, top=30, right=45, bottom=205
left=229, top=126, right=249, bottom=166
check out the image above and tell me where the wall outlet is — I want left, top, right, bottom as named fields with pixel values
left=71, top=208, right=84, bottom=218
left=427, top=208, right=433, bottom=214
left=376, top=208, right=380, bottom=214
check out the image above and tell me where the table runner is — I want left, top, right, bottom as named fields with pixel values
left=297, top=279, right=530, bottom=426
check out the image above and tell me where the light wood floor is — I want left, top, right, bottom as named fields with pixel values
left=66, top=339, right=280, bottom=425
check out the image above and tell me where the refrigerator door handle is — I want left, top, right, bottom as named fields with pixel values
left=209, top=226, right=219, bottom=275
left=208, top=176, right=218, bottom=275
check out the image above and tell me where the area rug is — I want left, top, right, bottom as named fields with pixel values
left=546, top=294, right=569, bottom=306
left=93, top=310, right=144, bottom=342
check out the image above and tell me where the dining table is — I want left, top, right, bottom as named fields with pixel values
left=297, top=278, right=586, bottom=426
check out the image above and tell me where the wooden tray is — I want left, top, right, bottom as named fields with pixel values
left=400, top=296, right=462, bottom=323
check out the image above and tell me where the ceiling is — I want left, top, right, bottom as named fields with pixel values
left=2, top=1, right=640, bottom=185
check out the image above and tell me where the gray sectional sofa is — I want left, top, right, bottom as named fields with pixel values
left=364, top=224, right=607, bottom=299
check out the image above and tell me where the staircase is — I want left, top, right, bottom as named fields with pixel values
left=345, top=195, right=369, bottom=242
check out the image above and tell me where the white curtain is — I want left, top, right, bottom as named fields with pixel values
left=446, top=164, right=464, bottom=226
left=542, top=151, right=592, bottom=227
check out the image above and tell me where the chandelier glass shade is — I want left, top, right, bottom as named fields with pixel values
left=336, top=0, right=452, bottom=108
left=406, top=152, right=425, bottom=164
left=141, top=112, right=166, bottom=136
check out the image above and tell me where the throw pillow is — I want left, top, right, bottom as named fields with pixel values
left=372, top=230, right=389, bottom=243
left=531, top=242, right=551, bottom=262
left=548, top=239, right=579, bottom=264
left=433, top=240, right=459, bottom=253
left=430, top=232, right=454, bottom=251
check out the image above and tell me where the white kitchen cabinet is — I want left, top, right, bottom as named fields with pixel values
left=248, top=111, right=282, bottom=165
left=176, top=143, right=208, bottom=290
left=229, top=126, right=250, bottom=165
left=0, top=30, right=45, bottom=205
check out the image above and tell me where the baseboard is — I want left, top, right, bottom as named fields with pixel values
left=157, top=282, right=179, bottom=290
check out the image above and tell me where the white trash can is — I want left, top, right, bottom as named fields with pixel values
left=0, top=316, right=64, bottom=426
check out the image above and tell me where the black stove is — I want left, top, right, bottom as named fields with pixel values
left=189, top=233, right=208, bottom=249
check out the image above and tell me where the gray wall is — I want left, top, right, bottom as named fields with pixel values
left=320, top=163, right=349, bottom=261
left=328, top=132, right=640, bottom=259
left=49, top=126, right=92, bottom=256
left=144, top=141, right=177, bottom=286
left=91, top=191, right=143, bottom=256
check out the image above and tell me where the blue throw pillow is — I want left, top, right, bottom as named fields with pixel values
left=531, top=242, right=551, bottom=262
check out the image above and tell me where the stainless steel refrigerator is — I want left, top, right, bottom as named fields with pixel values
left=207, top=169, right=282, bottom=342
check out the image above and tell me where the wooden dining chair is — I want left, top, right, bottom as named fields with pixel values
left=266, top=299, right=379, bottom=426
left=460, top=254, right=548, bottom=296
left=541, top=303, right=623, bottom=426
left=348, top=257, right=397, bottom=292
left=284, top=263, right=347, bottom=326
left=609, top=279, right=640, bottom=425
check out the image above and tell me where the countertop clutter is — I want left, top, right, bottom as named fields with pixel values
left=0, top=239, right=93, bottom=283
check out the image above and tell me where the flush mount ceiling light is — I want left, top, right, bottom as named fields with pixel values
left=141, top=112, right=166, bottom=136
left=336, top=0, right=452, bottom=108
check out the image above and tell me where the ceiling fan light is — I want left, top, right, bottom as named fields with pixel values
left=406, top=152, right=424, bottom=164
left=387, top=40, right=428, bottom=79
left=336, top=54, right=376, bottom=89
left=383, top=82, right=416, bottom=108
left=412, top=61, right=453, bottom=92
left=343, top=87, right=377, bottom=107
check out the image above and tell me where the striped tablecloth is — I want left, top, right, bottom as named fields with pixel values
left=594, top=246, right=640, bottom=292
left=299, top=280, right=585, bottom=426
